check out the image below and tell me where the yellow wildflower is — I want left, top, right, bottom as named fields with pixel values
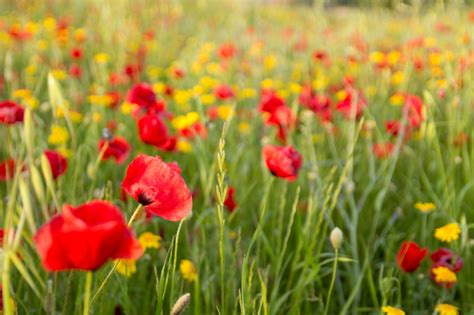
left=177, top=139, right=193, bottom=153
left=52, top=69, right=66, bottom=80
left=48, top=125, right=69, bottom=145
left=390, top=93, right=405, bottom=106
left=381, top=306, right=405, bottom=315
left=415, top=202, right=436, bottom=213
left=171, top=112, right=199, bottom=130
left=116, top=259, right=137, bottom=277
left=391, top=71, right=404, bottom=85
left=94, top=53, right=109, bottom=64
left=217, top=105, right=233, bottom=120
left=239, top=88, right=256, bottom=99
left=92, top=112, right=102, bottom=122
left=370, top=51, right=385, bottom=64
left=121, top=102, right=137, bottom=115
left=138, top=232, right=162, bottom=250
left=432, top=266, right=457, bottom=284
left=263, top=54, right=277, bottom=71
left=180, top=260, right=197, bottom=282
left=435, top=304, right=459, bottom=315
left=201, top=94, right=215, bottom=105
left=434, top=223, right=461, bottom=243
left=153, top=82, right=165, bottom=94
left=238, top=122, right=250, bottom=134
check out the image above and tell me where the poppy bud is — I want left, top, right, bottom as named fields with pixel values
left=330, top=227, right=343, bottom=250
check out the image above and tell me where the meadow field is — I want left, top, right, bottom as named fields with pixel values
left=0, top=0, right=473, bottom=314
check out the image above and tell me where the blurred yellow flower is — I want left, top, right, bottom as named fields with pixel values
left=74, top=28, right=86, bottom=42
left=264, top=54, right=277, bottom=71
left=94, top=53, right=109, bottom=64
left=180, top=260, right=197, bottom=282
left=48, top=125, right=69, bottom=145
left=415, top=202, right=436, bottom=213
left=217, top=105, right=233, bottom=120
left=116, top=259, right=137, bottom=277
left=12, top=89, right=32, bottom=99
left=390, top=93, right=405, bottom=106
left=201, top=94, right=215, bottom=105
left=387, top=51, right=401, bottom=65
left=432, top=266, right=457, bottom=284
left=391, top=71, right=404, bottom=85
left=92, top=112, right=102, bottom=122
left=238, top=122, right=250, bottom=134
left=381, top=306, right=405, bottom=315
left=434, top=223, right=461, bottom=243
left=138, top=232, right=162, bottom=250
left=153, top=82, right=165, bottom=94
left=239, top=88, right=256, bottom=99
left=171, top=112, right=199, bottom=130
left=177, top=139, right=193, bottom=153
left=52, top=69, right=66, bottom=80
left=43, top=17, right=57, bottom=31
left=121, top=102, right=137, bottom=115
left=435, top=304, right=459, bottom=315
left=370, top=51, right=385, bottom=64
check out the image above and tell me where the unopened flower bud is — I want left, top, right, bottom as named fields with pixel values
left=330, top=227, right=343, bottom=250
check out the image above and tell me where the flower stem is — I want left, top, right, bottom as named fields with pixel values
left=323, top=249, right=339, bottom=315
left=127, top=204, right=143, bottom=226
left=83, top=271, right=93, bottom=315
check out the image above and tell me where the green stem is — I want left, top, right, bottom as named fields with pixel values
left=323, top=249, right=339, bottom=315
left=83, top=271, right=93, bottom=315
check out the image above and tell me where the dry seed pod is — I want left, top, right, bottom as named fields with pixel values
left=170, top=293, right=191, bottom=315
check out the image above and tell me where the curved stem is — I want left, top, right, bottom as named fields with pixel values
left=323, top=249, right=339, bottom=315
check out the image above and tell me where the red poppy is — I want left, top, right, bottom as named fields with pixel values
left=126, top=83, right=165, bottom=117
left=403, top=94, right=424, bottom=129
left=259, top=90, right=286, bottom=113
left=214, top=84, right=235, bottom=100
left=224, top=186, right=237, bottom=213
left=373, top=142, right=394, bottom=159
left=299, top=85, right=332, bottom=121
left=70, top=47, right=83, bottom=59
left=34, top=200, right=143, bottom=271
left=98, top=136, right=131, bottom=164
left=335, top=88, right=367, bottom=119
left=0, top=101, right=24, bottom=125
left=218, top=43, right=237, bottom=60
left=69, top=64, right=82, bottom=78
left=180, top=122, right=208, bottom=139
left=44, top=150, right=68, bottom=179
left=157, top=136, right=178, bottom=152
left=121, top=154, right=192, bottom=221
left=137, top=114, right=169, bottom=147
left=396, top=241, right=427, bottom=273
left=0, top=159, right=17, bottom=181
left=262, top=145, right=303, bottom=181
left=106, top=91, right=121, bottom=109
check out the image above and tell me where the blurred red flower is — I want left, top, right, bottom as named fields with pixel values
left=98, top=136, right=131, bottom=164
left=137, top=114, right=169, bottom=147
left=373, top=142, right=394, bottom=159
left=121, top=154, right=192, bottom=221
left=214, top=84, right=235, bottom=100
left=262, top=145, right=302, bottom=181
left=0, top=101, right=24, bottom=125
left=396, top=241, right=427, bottom=273
left=34, top=200, right=143, bottom=271
left=44, top=150, right=68, bottom=179
left=224, top=186, right=237, bottom=213
left=0, top=159, right=17, bottom=181
left=126, top=83, right=165, bottom=117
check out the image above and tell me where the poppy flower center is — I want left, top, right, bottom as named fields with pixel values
left=137, top=191, right=153, bottom=206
